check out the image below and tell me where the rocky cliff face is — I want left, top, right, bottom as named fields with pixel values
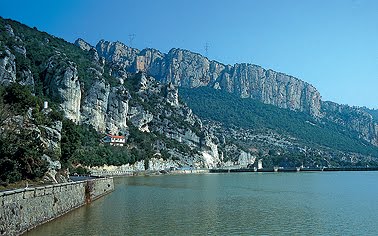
left=95, top=41, right=322, bottom=117
left=60, top=39, right=232, bottom=168
left=96, top=40, right=140, bottom=68
left=322, top=101, right=378, bottom=146
left=1, top=17, right=377, bottom=179
left=0, top=21, right=238, bottom=171
left=217, top=64, right=321, bottom=116
left=94, top=39, right=378, bottom=146
left=44, top=54, right=82, bottom=123
left=0, top=48, right=16, bottom=85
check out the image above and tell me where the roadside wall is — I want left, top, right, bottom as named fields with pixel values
left=0, top=178, right=114, bottom=236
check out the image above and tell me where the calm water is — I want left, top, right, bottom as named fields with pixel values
left=26, top=172, right=378, bottom=235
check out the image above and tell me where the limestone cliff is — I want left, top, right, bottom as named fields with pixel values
left=0, top=21, right=232, bottom=171
left=43, top=54, right=82, bottom=123
left=322, top=101, right=378, bottom=146
left=95, top=39, right=378, bottom=146
left=217, top=64, right=321, bottom=117
left=96, top=41, right=322, bottom=117
left=0, top=47, right=16, bottom=85
left=1, top=17, right=377, bottom=179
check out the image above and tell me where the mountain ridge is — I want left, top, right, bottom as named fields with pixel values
left=90, top=39, right=323, bottom=117
left=1, top=17, right=378, bottom=186
left=78, top=38, right=377, bottom=146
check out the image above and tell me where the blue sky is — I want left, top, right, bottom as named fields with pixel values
left=1, top=0, right=377, bottom=108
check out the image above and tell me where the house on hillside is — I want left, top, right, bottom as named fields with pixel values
left=103, top=134, right=126, bottom=146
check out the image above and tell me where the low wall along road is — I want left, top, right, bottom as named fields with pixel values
left=0, top=177, right=114, bottom=236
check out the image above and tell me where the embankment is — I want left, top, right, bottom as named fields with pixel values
left=0, top=177, right=114, bottom=236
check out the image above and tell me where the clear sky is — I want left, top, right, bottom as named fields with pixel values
left=1, top=0, right=377, bottom=108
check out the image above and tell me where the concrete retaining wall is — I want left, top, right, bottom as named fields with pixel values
left=170, top=169, right=210, bottom=174
left=0, top=178, right=114, bottom=236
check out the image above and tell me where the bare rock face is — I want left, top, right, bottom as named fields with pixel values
left=13, top=44, right=26, bottom=56
left=81, top=79, right=110, bottom=131
left=39, top=121, right=62, bottom=158
left=238, top=150, right=256, bottom=167
left=41, top=39, right=132, bottom=135
left=43, top=55, right=81, bottom=122
left=42, top=154, right=67, bottom=183
left=96, top=40, right=140, bottom=68
left=148, top=158, right=180, bottom=171
left=135, top=48, right=165, bottom=73
left=105, top=86, right=130, bottom=134
left=165, top=82, right=179, bottom=107
left=159, top=52, right=321, bottom=117
left=0, top=25, right=34, bottom=87
left=128, top=105, right=153, bottom=132
left=74, top=38, right=101, bottom=64
left=74, top=38, right=92, bottom=51
left=219, top=64, right=322, bottom=116
left=160, top=48, right=225, bottom=87
left=322, top=101, right=378, bottom=146
left=4, top=24, right=15, bottom=37
left=18, top=68, right=34, bottom=87
left=200, top=130, right=221, bottom=168
left=96, top=41, right=322, bottom=117
left=0, top=48, right=17, bottom=85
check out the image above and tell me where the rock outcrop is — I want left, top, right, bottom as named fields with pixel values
left=96, top=40, right=140, bottom=68
left=0, top=48, right=16, bottom=85
left=322, top=101, right=378, bottom=146
left=43, top=54, right=81, bottom=123
left=218, top=64, right=321, bottom=116
left=74, top=38, right=92, bottom=51
left=94, top=39, right=378, bottom=146
left=80, top=79, right=110, bottom=131
left=105, top=86, right=130, bottom=134
left=96, top=40, right=322, bottom=117
left=1, top=18, right=378, bottom=178
left=165, top=82, right=179, bottom=107
left=128, top=105, right=153, bottom=132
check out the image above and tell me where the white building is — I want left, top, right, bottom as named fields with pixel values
left=103, top=134, right=126, bottom=146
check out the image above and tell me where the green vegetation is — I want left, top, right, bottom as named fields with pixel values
left=0, top=18, right=200, bottom=185
left=179, top=87, right=378, bottom=157
left=0, top=17, right=117, bottom=96
left=59, top=119, right=193, bottom=171
left=0, top=84, right=56, bottom=186
left=0, top=81, right=144, bottom=184
left=61, top=120, right=139, bottom=169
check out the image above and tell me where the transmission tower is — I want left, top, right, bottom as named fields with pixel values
left=204, top=42, right=210, bottom=57
left=128, top=34, right=136, bottom=47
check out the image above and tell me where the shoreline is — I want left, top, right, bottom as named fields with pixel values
left=89, top=166, right=378, bottom=178
left=90, top=168, right=210, bottom=178
left=210, top=166, right=378, bottom=173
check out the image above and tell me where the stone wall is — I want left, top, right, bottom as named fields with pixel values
left=0, top=178, right=114, bottom=236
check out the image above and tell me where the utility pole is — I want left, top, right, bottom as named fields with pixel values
left=128, top=34, right=136, bottom=48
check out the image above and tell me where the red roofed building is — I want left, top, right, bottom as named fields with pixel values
left=103, top=134, right=126, bottom=146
